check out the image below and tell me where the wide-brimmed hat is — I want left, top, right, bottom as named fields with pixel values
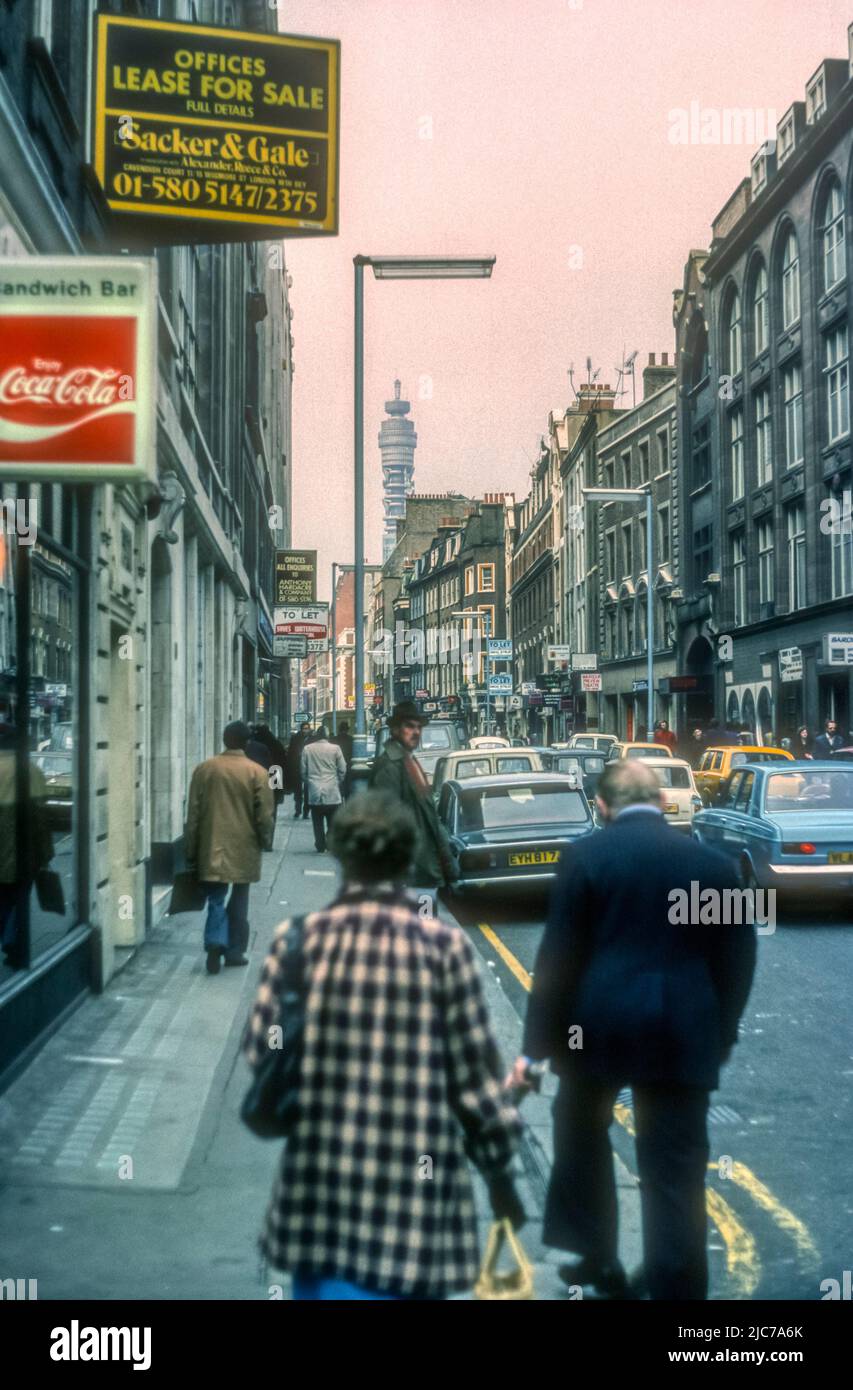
left=388, top=699, right=429, bottom=726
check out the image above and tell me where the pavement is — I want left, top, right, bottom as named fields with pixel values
left=0, top=811, right=642, bottom=1301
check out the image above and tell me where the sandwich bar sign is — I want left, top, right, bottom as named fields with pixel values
left=93, top=14, right=339, bottom=238
left=0, top=257, right=156, bottom=482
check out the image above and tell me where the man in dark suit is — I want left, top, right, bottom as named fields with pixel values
left=509, top=760, right=756, bottom=1300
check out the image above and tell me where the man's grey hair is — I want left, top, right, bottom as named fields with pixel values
left=597, top=760, right=662, bottom=812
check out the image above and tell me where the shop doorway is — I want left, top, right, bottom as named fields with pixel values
left=685, top=636, right=714, bottom=725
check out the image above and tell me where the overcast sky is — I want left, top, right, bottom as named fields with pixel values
left=279, top=0, right=851, bottom=601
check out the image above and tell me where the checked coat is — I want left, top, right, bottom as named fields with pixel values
left=243, top=883, right=521, bottom=1297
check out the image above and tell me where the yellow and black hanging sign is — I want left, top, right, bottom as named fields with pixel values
left=93, top=14, right=339, bottom=237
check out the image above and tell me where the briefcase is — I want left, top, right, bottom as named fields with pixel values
left=168, top=871, right=207, bottom=915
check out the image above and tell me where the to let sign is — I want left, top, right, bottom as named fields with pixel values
left=275, top=550, right=317, bottom=605
left=274, top=603, right=328, bottom=642
left=0, top=257, right=156, bottom=482
left=94, top=14, right=340, bottom=238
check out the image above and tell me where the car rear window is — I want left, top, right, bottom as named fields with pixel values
left=496, top=756, right=534, bottom=774
left=764, top=769, right=853, bottom=811
left=626, top=746, right=667, bottom=759
left=731, top=750, right=789, bottom=768
left=459, top=785, right=591, bottom=830
left=35, top=754, right=71, bottom=775
left=420, top=726, right=453, bottom=749
left=654, top=766, right=692, bottom=789
left=455, top=759, right=491, bottom=779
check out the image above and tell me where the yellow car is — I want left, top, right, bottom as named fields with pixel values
left=694, top=745, right=794, bottom=806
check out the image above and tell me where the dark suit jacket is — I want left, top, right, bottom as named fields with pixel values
left=522, top=810, right=756, bottom=1090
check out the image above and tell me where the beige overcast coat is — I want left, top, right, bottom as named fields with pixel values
left=184, top=749, right=274, bottom=884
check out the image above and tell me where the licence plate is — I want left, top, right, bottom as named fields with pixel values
left=508, top=850, right=560, bottom=866
left=828, top=851, right=853, bottom=864
left=664, top=802, right=679, bottom=814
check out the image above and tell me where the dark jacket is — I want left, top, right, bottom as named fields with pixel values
left=813, top=732, right=844, bottom=758
left=286, top=734, right=308, bottom=788
left=333, top=732, right=354, bottom=796
left=369, top=737, right=454, bottom=888
left=523, top=810, right=756, bottom=1090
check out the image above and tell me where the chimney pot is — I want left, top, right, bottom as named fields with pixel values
left=662, top=351, right=669, bottom=365
left=649, top=352, right=656, bottom=366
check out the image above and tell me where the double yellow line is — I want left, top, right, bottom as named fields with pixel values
left=477, top=922, right=818, bottom=1298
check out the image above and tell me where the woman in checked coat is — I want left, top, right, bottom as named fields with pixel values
left=244, top=792, right=524, bottom=1300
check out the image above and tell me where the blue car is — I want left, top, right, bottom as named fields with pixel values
left=691, top=760, right=853, bottom=900
left=437, top=772, right=595, bottom=894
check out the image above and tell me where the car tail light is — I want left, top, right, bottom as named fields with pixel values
left=782, top=842, right=816, bottom=855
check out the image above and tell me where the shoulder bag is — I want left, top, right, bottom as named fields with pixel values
left=240, top=914, right=306, bottom=1139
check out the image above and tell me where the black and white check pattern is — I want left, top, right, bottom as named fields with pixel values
left=244, top=883, right=521, bottom=1297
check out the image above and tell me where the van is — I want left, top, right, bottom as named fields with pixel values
left=432, top=747, right=546, bottom=800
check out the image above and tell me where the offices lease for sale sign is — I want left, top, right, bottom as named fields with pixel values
left=93, top=14, right=339, bottom=239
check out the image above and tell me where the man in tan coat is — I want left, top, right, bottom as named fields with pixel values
left=185, top=721, right=275, bottom=975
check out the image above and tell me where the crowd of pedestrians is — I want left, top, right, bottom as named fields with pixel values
left=179, top=698, right=850, bottom=1299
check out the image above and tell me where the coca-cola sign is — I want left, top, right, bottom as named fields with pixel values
left=0, top=257, right=156, bottom=481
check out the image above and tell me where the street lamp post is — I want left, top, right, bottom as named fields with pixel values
left=583, top=486, right=655, bottom=741
left=331, top=561, right=383, bottom=734
left=353, top=254, right=496, bottom=739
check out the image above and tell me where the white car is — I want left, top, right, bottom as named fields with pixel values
left=568, top=733, right=618, bottom=754
left=644, top=756, right=704, bottom=831
left=468, top=735, right=510, bottom=749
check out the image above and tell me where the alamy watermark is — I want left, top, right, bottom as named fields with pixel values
left=0, top=497, right=37, bottom=545
left=368, top=622, right=483, bottom=674
left=668, top=882, right=776, bottom=935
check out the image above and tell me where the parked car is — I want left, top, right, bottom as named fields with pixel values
left=373, top=717, right=467, bottom=786
left=694, top=744, right=794, bottom=806
left=438, top=773, right=595, bottom=894
left=432, top=747, right=545, bottom=800
left=33, top=751, right=72, bottom=828
left=643, top=756, right=703, bottom=832
left=607, top=741, right=674, bottom=761
left=568, top=733, right=618, bottom=754
left=468, top=735, right=511, bottom=750
left=692, top=761, right=853, bottom=900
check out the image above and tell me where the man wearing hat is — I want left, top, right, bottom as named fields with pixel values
left=369, top=701, right=457, bottom=892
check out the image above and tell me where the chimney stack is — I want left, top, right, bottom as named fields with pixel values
left=642, top=350, right=677, bottom=400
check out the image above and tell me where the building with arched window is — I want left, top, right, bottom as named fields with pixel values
left=670, top=24, right=853, bottom=746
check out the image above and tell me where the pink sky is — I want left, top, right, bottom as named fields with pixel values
left=280, top=0, right=851, bottom=600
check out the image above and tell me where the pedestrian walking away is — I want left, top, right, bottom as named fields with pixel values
left=243, top=792, right=524, bottom=1300
left=286, top=722, right=312, bottom=819
left=301, top=728, right=346, bottom=852
left=184, top=721, right=275, bottom=975
left=508, top=760, right=756, bottom=1301
left=368, top=700, right=457, bottom=897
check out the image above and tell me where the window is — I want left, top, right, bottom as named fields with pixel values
left=657, top=504, right=670, bottom=563
left=621, top=522, right=633, bottom=577
left=464, top=565, right=474, bottom=596
left=757, top=519, right=774, bottom=605
left=693, top=525, right=712, bottom=590
left=620, top=451, right=631, bottom=488
left=755, top=387, right=773, bottom=485
left=830, top=492, right=853, bottom=597
left=752, top=263, right=769, bottom=355
left=638, top=515, right=648, bottom=571
left=656, top=428, right=669, bottom=475
left=691, top=420, right=711, bottom=489
left=725, top=290, right=742, bottom=375
left=787, top=503, right=806, bottom=610
left=605, top=530, right=616, bottom=581
left=781, top=230, right=800, bottom=327
left=821, top=181, right=845, bottom=292
left=782, top=362, right=803, bottom=467
left=638, top=440, right=650, bottom=484
left=777, top=113, right=796, bottom=165
left=477, top=562, right=495, bottom=593
left=825, top=324, right=850, bottom=443
left=729, top=407, right=745, bottom=500
left=807, top=71, right=826, bottom=123
left=732, top=531, right=746, bottom=627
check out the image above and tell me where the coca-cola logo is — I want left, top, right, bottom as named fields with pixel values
left=0, top=360, right=133, bottom=409
left=0, top=315, right=138, bottom=465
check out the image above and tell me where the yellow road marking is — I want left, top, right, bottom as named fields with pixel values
left=476, top=920, right=802, bottom=1298
left=478, top=923, right=533, bottom=990
left=708, top=1161, right=820, bottom=1268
